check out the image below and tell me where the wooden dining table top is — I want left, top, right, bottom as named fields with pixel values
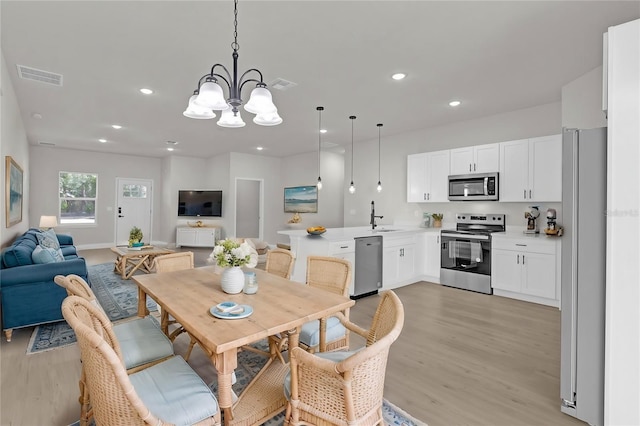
left=133, top=265, right=355, bottom=354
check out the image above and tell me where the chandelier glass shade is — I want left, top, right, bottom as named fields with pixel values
left=185, top=0, right=281, bottom=127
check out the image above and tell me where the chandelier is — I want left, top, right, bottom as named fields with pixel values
left=183, top=0, right=282, bottom=127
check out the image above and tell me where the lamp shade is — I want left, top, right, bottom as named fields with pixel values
left=39, top=215, right=58, bottom=228
left=253, top=110, right=283, bottom=126
left=244, top=87, right=277, bottom=114
left=183, top=95, right=216, bottom=119
left=217, top=108, right=246, bottom=128
left=194, top=81, right=229, bottom=110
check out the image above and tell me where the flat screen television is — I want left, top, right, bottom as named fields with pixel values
left=178, top=190, right=222, bottom=217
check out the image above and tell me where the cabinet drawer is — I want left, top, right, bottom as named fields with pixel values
left=383, top=236, right=415, bottom=248
left=492, top=238, right=555, bottom=254
left=329, top=240, right=355, bottom=254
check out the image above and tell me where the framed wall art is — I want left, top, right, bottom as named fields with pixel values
left=5, top=156, right=24, bottom=227
left=284, top=185, right=318, bottom=213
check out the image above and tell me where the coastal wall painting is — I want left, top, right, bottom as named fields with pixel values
left=284, top=185, right=318, bottom=213
left=5, top=156, right=23, bottom=227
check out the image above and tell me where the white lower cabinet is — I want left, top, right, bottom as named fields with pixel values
left=328, top=240, right=356, bottom=296
left=491, top=236, right=559, bottom=307
left=176, top=226, right=220, bottom=248
left=383, top=236, right=416, bottom=289
left=417, top=232, right=441, bottom=282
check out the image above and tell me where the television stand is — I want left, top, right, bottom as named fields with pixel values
left=176, top=225, right=220, bottom=248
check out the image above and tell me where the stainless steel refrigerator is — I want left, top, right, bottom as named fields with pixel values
left=560, top=127, right=606, bottom=425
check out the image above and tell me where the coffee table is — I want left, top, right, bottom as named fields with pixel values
left=110, top=246, right=173, bottom=279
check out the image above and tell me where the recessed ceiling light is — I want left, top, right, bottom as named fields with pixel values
left=140, top=88, right=153, bottom=95
left=391, top=73, right=406, bottom=80
left=449, top=100, right=462, bottom=107
left=166, top=141, right=178, bottom=151
left=111, top=124, right=122, bottom=129
left=98, top=138, right=107, bottom=143
left=167, top=147, right=174, bottom=152
left=256, top=146, right=264, bottom=151
left=320, top=129, right=327, bottom=134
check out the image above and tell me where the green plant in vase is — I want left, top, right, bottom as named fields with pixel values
left=129, top=226, right=143, bottom=247
left=431, top=213, right=444, bottom=228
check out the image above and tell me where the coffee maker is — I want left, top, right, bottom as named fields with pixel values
left=524, top=206, right=540, bottom=234
left=544, top=208, right=558, bottom=235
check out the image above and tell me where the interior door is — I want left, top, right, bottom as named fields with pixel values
left=235, top=178, right=262, bottom=239
left=115, top=178, right=153, bottom=246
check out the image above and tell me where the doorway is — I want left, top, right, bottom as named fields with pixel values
left=115, top=178, right=153, bottom=246
left=235, top=178, right=262, bottom=240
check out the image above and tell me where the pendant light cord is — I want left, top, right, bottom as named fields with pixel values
left=350, top=116, right=356, bottom=183
left=317, top=106, right=324, bottom=186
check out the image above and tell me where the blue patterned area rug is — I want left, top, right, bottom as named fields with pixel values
left=27, top=262, right=157, bottom=354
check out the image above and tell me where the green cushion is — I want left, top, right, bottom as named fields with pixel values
left=129, top=356, right=219, bottom=425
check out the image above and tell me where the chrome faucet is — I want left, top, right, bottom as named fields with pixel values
left=370, top=201, right=383, bottom=229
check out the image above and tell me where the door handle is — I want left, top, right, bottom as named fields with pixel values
left=118, top=215, right=125, bottom=218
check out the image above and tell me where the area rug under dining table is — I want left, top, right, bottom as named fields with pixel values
left=32, top=263, right=425, bottom=425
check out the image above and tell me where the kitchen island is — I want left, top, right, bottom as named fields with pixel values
left=278, top=226, right=441, bottom=296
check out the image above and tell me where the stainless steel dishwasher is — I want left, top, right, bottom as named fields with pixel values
left=353, top=236, right=383, bottom=299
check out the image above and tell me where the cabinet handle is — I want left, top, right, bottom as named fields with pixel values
left=437, top=236, right=440, bottom=244
left=427, top=193, right=430, bottom=201
left=523, top=189, right=526, bottom=199
left=474, top=163, right=477, bottom=172
left=517, top=254, right=520, bottom=264
left=516, top=244, right=527, bottom=247
left=340, top=246, right=348, bottom=249
left=423, top=193, right=426, bottom=201
left=522, top=255, right=525, bottom=265
left=529, top=189, right=532, bottom=199
left=469, top=164, right=472, bottom=172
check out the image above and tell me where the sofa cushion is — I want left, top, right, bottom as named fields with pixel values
left=2, top=239, right=36, bottom=268
left=32, top=245, right=64, bottom=264
left=36, top=229, right=61, bottom=251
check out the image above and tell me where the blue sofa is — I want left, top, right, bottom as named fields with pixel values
left=0, top=228, right=88, bottom=341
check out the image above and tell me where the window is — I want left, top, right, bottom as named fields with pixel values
left=59, top=172, right=98, bottom=225
left=122, top=184, right=148, bottom=198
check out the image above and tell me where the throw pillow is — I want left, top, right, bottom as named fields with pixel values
left=36, top=228, right=61, bottom=251
left=32, top=245, right=64, bottom=264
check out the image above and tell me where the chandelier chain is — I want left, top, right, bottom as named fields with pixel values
left=232, top=0, right=239, bottom=51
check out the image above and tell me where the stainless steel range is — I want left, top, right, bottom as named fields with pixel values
left=440, top=213, right=505, bottom=294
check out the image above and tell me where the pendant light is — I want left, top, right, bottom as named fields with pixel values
left=316, top=106, right=324, bottom=190
left=348, top=115, right=356, bottom=194
left=376, top=123, right=383, bottom=192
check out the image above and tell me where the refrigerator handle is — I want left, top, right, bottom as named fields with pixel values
left=569, top=130, right=580, bottom=404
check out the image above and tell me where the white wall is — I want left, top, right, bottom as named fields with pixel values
left=342, top=102, right=563, bottom=231
left=562, top=66, right=608, bottom=129
left=29, top=146, right=163, bottom=248
left=1, top=51, right=30, bottom=246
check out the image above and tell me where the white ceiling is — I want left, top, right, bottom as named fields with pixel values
left=2, top=1, right=638, bottom=159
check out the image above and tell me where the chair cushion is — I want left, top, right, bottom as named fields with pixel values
left=284, top=350, right=358, bottom=400
left=36, top=228, right=61, bottom=251
left=31, top=245, right=63, bottom=264
left=129, top=356, right=219, bottom=425
left=113, top=317, right=174, bottom=370
left=299, top=316, right=346, bottom=348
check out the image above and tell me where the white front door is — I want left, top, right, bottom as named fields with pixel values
left=115, top=178, right=153, bottom=246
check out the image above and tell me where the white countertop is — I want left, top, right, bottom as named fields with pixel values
left=492, top=229, right=562, bottom=242
left=278, top=225, right=441, bottom=242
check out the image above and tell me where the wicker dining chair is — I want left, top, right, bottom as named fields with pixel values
left=151, top=251, right=201, bottom=361
left=299, top=256, right=352, bottom=353
left=54, top=274, right=174, bottom=426
left=265, top=248, right=295, bottom=279
left=61, top=295, right=221, bottom=426
left=284, top=290, right=405, bottom=426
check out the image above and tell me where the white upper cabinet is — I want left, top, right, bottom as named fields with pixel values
left=407, top=150, right=450, bottom=203
left=499, top=134, right=562, bottom=202
left=450, top=143, right=500, bottom=175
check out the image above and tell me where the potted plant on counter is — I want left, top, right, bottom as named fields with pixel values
left=431, top=213, right=443, bottom=228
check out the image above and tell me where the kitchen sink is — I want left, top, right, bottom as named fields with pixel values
left=374, top=229, right=397, bottom=232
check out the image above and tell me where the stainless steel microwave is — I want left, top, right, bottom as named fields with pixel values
left=448, top=172, right=499, bottom=201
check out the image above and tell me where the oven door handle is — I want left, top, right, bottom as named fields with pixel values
left=441, top=233, right=490, bottom=241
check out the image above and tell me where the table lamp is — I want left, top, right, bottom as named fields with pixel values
left=39, top=215, right=58, bottom=230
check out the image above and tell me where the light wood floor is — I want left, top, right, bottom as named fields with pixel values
left=0, top=248, right=585, bottom=426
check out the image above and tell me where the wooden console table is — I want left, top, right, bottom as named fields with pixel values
left=110, top=246, right=173, bottom=279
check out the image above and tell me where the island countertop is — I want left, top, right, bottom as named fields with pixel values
left=278, top=225, right=440, bottom=242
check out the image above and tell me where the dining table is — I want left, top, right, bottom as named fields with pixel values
left=133, top=265, right=355, bottom=426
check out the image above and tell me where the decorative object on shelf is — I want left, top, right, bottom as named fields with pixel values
left=183, top=0, right=282, bottom=127
left=128, top=226, right=143, bottom=247
left=5, top=155, right=23, bottom=228
left=210, top=238, right=258, bottom=294
left=316, top=106, right=324, bottom=190
left=306, top=226, right=326, bottom=235
left=284, top=186, right=318, bottom=213
left=431, top=213, right=443, bottom=228
left=288, top=212, right=301, bottom=224
left=188, top=220, right=205, bottom=227
left=376, top=123, right=383, bottom=192
left=348, top=115, right=356, bottom=194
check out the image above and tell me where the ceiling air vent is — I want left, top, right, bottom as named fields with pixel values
left=17, top=65, right=63, bottom=87
left=269, top=78, right=297, bottom=91
left=38, top=141, right=56, bottom=147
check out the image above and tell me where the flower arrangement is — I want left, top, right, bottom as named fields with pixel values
left=209, top=239, right=258, bottom=268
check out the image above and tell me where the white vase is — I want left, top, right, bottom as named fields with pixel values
left=221, top=266, right=244, bottom=294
